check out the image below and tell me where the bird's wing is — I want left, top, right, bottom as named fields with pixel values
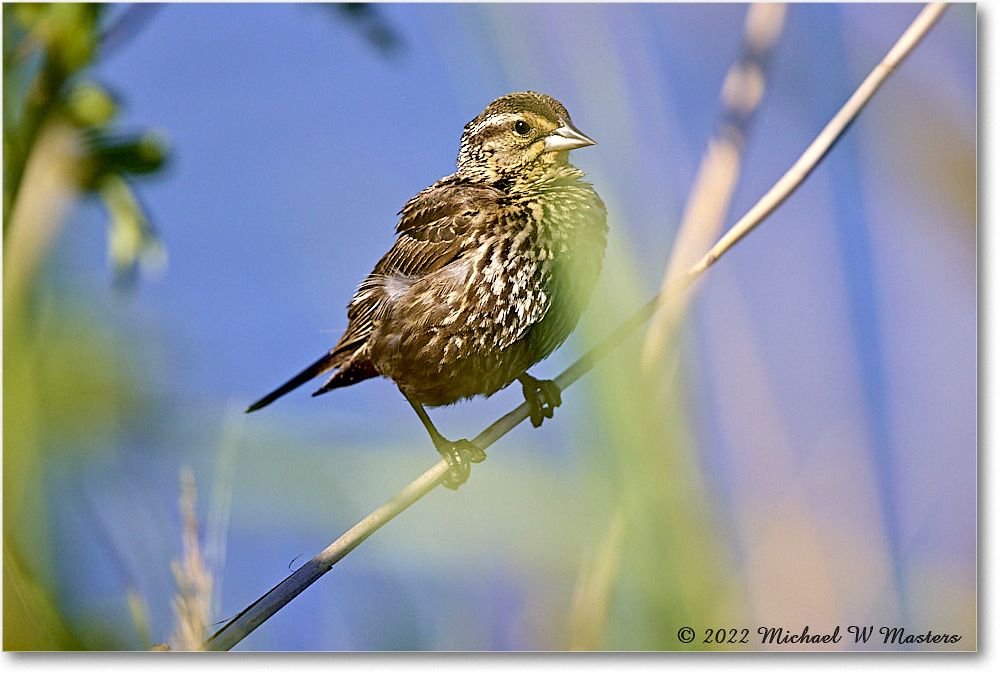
left=332, top=181, right=502, bottom=355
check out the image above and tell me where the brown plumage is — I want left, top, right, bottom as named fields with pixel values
left=248, top=92, right=607, bottom=488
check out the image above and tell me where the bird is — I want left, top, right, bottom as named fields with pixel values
left=247, top=91, right=607, bottom=489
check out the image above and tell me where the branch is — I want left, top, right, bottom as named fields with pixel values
left=204, top=2, right=948, bottom=651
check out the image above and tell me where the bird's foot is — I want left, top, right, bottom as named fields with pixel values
left=519, top=374, right=562, bottom=428
left=435, top=438, right=487, bottom=490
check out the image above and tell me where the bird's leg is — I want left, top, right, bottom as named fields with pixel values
left=402, top=391, right=486, bottom=490
left=518, top=373, right=562, bottom=428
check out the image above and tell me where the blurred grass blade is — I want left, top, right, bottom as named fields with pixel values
left=567, top=507, right=627, bottom=650
left=640, top=2, right=787, bottom=373
left=3, top=119, right=82, bottom=312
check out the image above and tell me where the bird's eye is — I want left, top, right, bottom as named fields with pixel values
left=513, top=120, right=531, bottom=136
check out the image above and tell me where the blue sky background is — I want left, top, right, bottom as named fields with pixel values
left=23, top=2, right=976, bottom=650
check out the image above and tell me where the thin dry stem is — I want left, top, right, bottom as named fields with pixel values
left=640, top=3, right=787, bottom=372
left=686, top=3, right=948, bottom=283
left=3, top=119, right=82, bottom=315
left=204, top=3, right=947, bottom=651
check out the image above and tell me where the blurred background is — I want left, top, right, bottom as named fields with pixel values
left=3, top=2, right=975, bottom=651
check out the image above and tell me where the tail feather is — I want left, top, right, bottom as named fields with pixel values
left=246, top=352, right=340, bottom=413
left=310, top=358, right=378, bottom=396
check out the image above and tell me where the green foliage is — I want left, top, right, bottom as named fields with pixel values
left=3, top=2, right=167, bottom=650
left=4, top=297, right=149, bottom=650
left=99, top=172, right=168, bottom=288
left=3, top=2, right=169, bottom=286
left=573, top=239, right=743, bottom=650
left=66, top=79, right=117, bottom=127
left=10, top=3, right=100, bottom=73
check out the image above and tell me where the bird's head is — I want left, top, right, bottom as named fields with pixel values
left=456, top=92, right=595, bottom=180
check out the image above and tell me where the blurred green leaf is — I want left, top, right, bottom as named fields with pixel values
left=318, top=3, right=405, bottom=55
left=100, top=173, right=167, bottom=288
left=12, top=2, right=101, bottom=73
left=4, top=288, right=152, bottom=649
left=3, top=543, right=84, bottom=650
left=66, top=79, right=118, bottom=127
left=87, top=130, right=168, bottom=178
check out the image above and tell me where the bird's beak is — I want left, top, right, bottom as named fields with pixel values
left=543, top=121, right=596, bottom=152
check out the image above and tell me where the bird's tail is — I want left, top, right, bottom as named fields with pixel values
left=245, top=351, right=341, bottom=413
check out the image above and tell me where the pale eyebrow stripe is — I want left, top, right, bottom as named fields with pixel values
left=466, top=112, right=519, bottom=137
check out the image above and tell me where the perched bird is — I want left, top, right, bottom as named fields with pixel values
left=247, top=92, right=607, bottom=488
